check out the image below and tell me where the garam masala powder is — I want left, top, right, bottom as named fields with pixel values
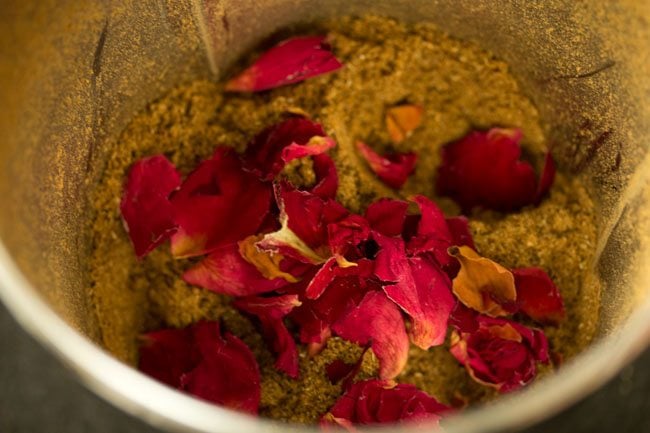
left=88, top=16, right=600, bottom=424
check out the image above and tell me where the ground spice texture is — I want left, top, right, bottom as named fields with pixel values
left=87, top=16, right=600, bottom=422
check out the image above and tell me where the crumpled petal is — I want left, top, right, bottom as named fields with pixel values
left=448, top=245, right=516, bottom=316
left=120, top=155, right=181, bottom=258
left=234, top=294, right=302, bottom=378
left=364, top=198, right=409, bottom=237
left=139, top=321, right=261, bottom=414
left=322, top=379, right=448, bottom=428
left=445, top=216, right=476, bottom=250
left=449, top=316, right=549, bottom=393
left=332, top=291, right=410, bottom=380
left=258, top=183, right=346, bottom=264
left=305, top=258, right=375, bottom=300
left=243, top=117, right=332, bottom=181
left=406, top=195, right=456, bottom=270
left=311, top=154, right=339, bottom=199
left=183, top=243, right=289, bottom=296
left=327, top=214, right=371, bottom=267
left=385, top=104, right=424, bottom=144
left=374, top=232, right=453, bottom=349
left=170, top=147, right=271, bottom=258
left=356, top=141, right=417, bottom=189
left=513, top=267, right=565, bottom=324
left=436, top=128, right=555, bottom=212
left=225, top=35, right=343, bottom=92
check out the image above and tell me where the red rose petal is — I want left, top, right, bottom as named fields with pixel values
left=513, top=267, right=566, bottom=324
left=445, top=216, right=476, bottom=250
left=332, top=291, right=410, bottom=379
left=305, top=257, right=339, bottom=299
left=139, top=322, right=261, bottom=414
left=120, top=155, right=181, bottom=258
left=183, top=243, right=289, bottom=296
left=234, top=294, right=301, bottom=378
left=364, top=198, right=409, bottom=237
left=322, top=380, right=447, bottom=427
left=225, top=35, right=343, bottom=93
left=450, top=316, right=549, bottom=393
left=291, top=303, right=332, bottom=346
left=356, top=141, right=417, bottom=189
left=310, top=154, right=339, bottom=199
left=179, top=322, right=261, bottom=413
left=327, top=214, right=371, bottom=267
left=243, top=118, right=330, bottom=180
left=170, top=147, right=271, bottom=258
left=406, top=195, right=456, bottom=270
left=436, top=128, right=554, bottom=212
left=374, top=232, right=453, bottom=349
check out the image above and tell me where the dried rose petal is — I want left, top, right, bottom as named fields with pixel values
left=332, top=291, right=409, bottom=379
left=120, top=155, right=181, bottom=258
left=448, top=245, right=516, bottom=316
left=406, top=195, right=456, bottom=270
left=436, top=128, right=554, bottom=212
left=243, top=118, right=332, bottom=181
left=513, top=267, right=565, bottom=324
left=322, top=379, right=448, bottom=428
left=238, top=234, right=299, bottom=283
left=450, top=316, right=549, bottom=393
left=374, top=232, right=453, bottom=349
left=183, top=243, right=289, bottom=296
left=311, top=154, right=339, bottom=199
left=364, top=198, right=409, bottom=237
left=356, top=141, right=417, bottom=189
left=225, top=35, right=343, bottom=92
left=327, top=215, right=371, bottom=267
left=446, top=216, right=476, bottom=250
left=139, top=321, right=261, bottom=413
left=234, top=294, right=301, bottom=378
left=385, top=104, right=424, bottom=144
left=170, top=147, right=271, bottom=258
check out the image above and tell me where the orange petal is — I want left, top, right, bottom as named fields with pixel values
left=385, top=104, right=424, bottom=144
left=448, top=246, right=516, bottom=316
left=238, top=235, right=299, bottom=283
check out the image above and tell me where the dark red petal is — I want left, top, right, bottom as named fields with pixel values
left=377, top=384, right=448, bottom=424
left=310, top=154, right=339, bottom=199
left=513, top=267, right=565, bottom=324
left=180, top=322, right=261, bottom=413
left=234, top=294, right=301, bottom=378
left=406, top=195, right=455, bottom=270
left=356, top=141, right=417, bottom=189
left=139, top=327, right=198, bottom=388
left=535, top=152, right=556, bottom=203
left=120, top=155, right=181, bottom=258
left=305, top=257, right=339, bottom=299
left=327, top=214, right=371, bottom=266
left=445, top=216, right=476, bottom=249
left=436, top=128, right=540, bottom=212
left=448, top=301, right=479, bottom=333
left=183, top=243, right=289, bottom=296
left=225, top=35, right=343, bottom=92
left=170, top=147, right=271, bottom=258
left=365, top=198, right=409, bottom=237
left=243, top=118, right=327, bottom=180
left=374, top=232, right=453, bottom=349
left=332, top=291, right=409, bottom=379
left=291, top=303, right=332, bottom=346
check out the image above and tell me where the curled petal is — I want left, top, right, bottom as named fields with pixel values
left=322, top=379, right=447, bottom=427
left=170, top=147, right=271, bottom=258
left=332, top=291, right=409, bottom=379
left=310, top=154, right=339, bottom=198
left=445, top=216, right=476, bottom=250
left=436, top=128, right=554, bottom=212
left=327, top=214, right=371, bottom=267
left=356, top=141, right=417, bottom=189
left=406, top=195, right=455, bottom=269
left=364, top=198, right=409, bottom=237
left=234, top=294, right=302, bottom=378
left=374, top=232, right=453, bottom=349
left=183, top=243, right=289, bottom=296
left=120, top=155, right=181, bottom=258
left=385, top=104, right=424, bottom=144
left=448, top=246, right=516, bottom=316
left=139, top=322, right=261, bottom=413
left=282, top=135, right=336, bottom=164
left=225, top=35, right=343, bottom=92
left=513, top=267, right=565, bottom=324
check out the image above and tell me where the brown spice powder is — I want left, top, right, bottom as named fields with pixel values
left=87, top=16, right=600, bottom=423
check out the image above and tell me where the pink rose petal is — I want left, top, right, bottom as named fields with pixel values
left=120, top=155, right=181, bottom=258
left=225, top=35, right=343, bottom=92
left=356, top=141, right=417, bottom=189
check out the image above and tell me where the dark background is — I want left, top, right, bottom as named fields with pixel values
left=0, top=302, right=649, bottom=433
